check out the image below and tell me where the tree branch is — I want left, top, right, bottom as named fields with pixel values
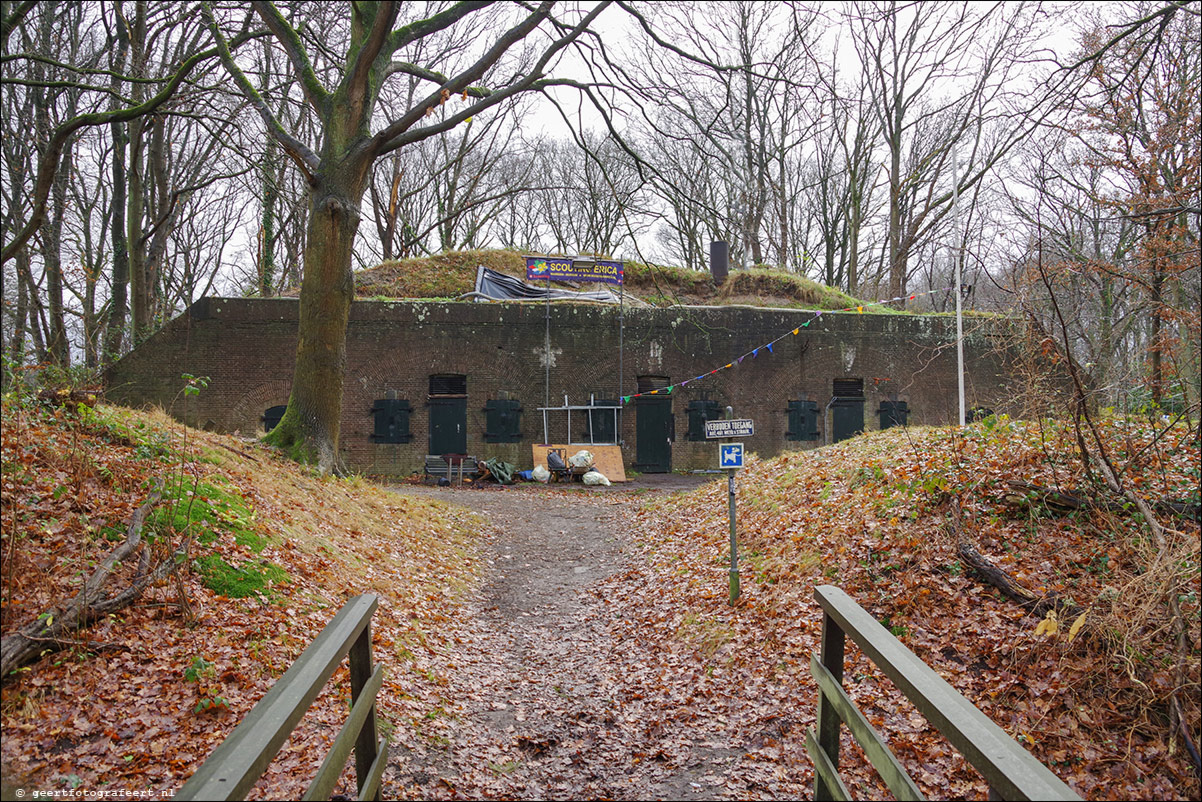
left=0, top=481, right=168, bottom=679
left=202, top=2, right=319, bottom=184
left=1064, top=0, right=1198, bottom=72
left=248, top=0, right=330, bottom=115
left=382, top=59, right=489, bottom=98
left=372, top=1, right=597, bottom=158
left=0, top=0, right=36, bottom=48
left=345, top=0, right=400, bottom=107
left=1, top=29, right=262, bottom=266
left=383, top=0, right=491, bottom=55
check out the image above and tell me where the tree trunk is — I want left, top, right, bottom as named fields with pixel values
left=127, top=114, right=147, bottom=342
left=141, top=114, right=173, bottom=327
left=888, top=137, right=904, bottom=300
left=5, top=258, right=30, bottom=383
left=127, top=0, right=150, bottom=344
left=847, top=175, right=861, bottom=295
left=32, top=5, right=69, bottom=368
left=106, top=118, right=129, bottom=362
left=262, top=167, right=367, bottom=473
left=103, top=0, right=130, bottom=363
left=43, top=142, right=72, bottom=367
left=259, top=147, right=278, bottom=296
left=82, top=253, right=99, bottom=370
left=16, top=248, right=48, bottom=363
left=1149, top=258, right=1164, bottom=405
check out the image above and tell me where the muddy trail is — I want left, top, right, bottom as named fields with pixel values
left=379, top=477, right=789, bottom=801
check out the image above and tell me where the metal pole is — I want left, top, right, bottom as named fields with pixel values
left=725, top=405, right=739, bottom=604
left=620, top=274, right=629, bottom=444
left=824, top=396, right=838, bottom=446
left=728, top=470, right=739, bottom=604
left=545, top=276, right=551, bottom=409
left=953, top=148, right=966, bottom=428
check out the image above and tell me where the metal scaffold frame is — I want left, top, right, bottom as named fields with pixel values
left=537, top=394, right=623, bottom=446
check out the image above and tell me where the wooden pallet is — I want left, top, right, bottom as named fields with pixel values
left=531, top=444, right=627, bottom=482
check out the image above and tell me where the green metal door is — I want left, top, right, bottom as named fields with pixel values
left=429, top=398, right=467, bottom=454
left=635, top=397, right=673, bottom=472
left=831, top=400, right=864, bottom=443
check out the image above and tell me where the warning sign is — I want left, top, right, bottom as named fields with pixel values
left=704, top=419, right=754, bottom=439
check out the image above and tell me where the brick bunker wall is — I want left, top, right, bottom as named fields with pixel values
left=105, top=297, right=1024, bottom=476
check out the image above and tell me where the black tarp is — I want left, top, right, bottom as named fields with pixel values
left=467, top=265, right=625, bottom=304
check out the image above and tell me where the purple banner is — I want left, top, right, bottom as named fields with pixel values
left=526, top=256, right=624, bottom=286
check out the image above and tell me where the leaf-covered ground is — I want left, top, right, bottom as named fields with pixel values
left=1, top=398, right=484, bottom=799
left=2, top=397, right=1198, bottom=801
left=606, top=416, right=1200, bottom=800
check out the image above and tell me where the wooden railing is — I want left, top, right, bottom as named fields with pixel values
left=808, top=585, right=1081, bottom=802
left=177, top=594, right=387, bottom=801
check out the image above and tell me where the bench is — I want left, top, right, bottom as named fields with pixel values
left=424, top=454, right=480, bottom=482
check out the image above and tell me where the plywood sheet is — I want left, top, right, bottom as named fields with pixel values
left=531, top=444, right=628, bottom=482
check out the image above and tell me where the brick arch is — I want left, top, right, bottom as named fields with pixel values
left=420, top=354, right=473, bottom=378
left=226, top=380, right=291, bottom=435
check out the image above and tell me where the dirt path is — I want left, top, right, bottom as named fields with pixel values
left=380, top=478, right=751, bottom=801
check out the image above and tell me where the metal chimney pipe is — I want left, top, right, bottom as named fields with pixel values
left=710, top=240, right=729, bottom=285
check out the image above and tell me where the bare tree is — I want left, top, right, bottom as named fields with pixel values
left=2, top=0, right=261, bottom=372
left=204, top=1, right=626, bottom=471
left=848, top=1, right=1055, bottom=302
left=632, top=2, right=821, bottom=272
left=1008, top=2, right=1201, bottom=410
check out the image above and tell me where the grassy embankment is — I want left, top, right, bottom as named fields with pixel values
left=353, top=248, right=878, bottom=311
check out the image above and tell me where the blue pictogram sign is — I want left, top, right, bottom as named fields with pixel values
left=720, top=443, right=744, bottom=469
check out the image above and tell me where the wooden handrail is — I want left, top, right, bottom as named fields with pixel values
left=177, top=594, right=386, bottom=801
left=809, top=585, right=1080, bottom=802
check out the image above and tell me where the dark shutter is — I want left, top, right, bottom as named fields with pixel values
left=483, top=399, right=523, bottom=442
left=370, top=399, right=412, bottom=443
left=637, top=375, right=671, bottom=394
left=879, top=400, right=909, bottom=430
left=686, top=399, right=722, bottom=441
left=587, top=398, right=619, bottom=443
left=786, top=400, right=820, bottom=441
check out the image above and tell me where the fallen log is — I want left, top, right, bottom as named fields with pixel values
left=956, top=541, right=1079, bottom=619
left=0, top=480, right=184, bottom=679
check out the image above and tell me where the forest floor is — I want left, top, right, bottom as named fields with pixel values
left=2, top=397, right=1199, bottom=800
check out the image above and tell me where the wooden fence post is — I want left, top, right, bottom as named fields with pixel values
left=814, top=609, right=846, bottom=800
left=349, top=620, right=381, bottom=801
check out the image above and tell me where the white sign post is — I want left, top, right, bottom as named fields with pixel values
left=707, top=410, right=752, bottom=604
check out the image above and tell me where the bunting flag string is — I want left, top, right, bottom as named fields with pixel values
left=619, top=286, right=953, bottom=404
